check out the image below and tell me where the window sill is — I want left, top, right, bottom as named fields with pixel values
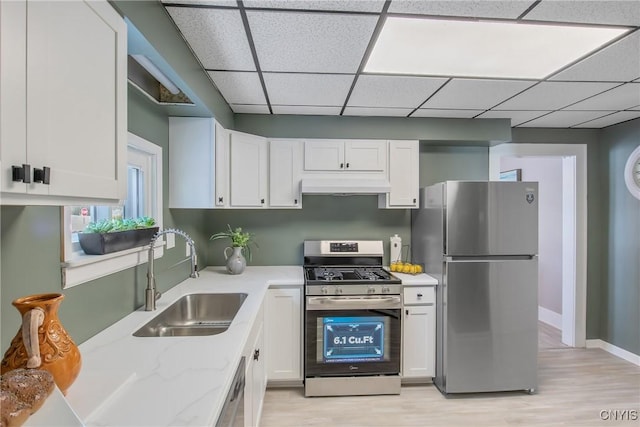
left=61, top=241, right=164, bottom=289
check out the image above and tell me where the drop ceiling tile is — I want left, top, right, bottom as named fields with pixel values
left=523, top=0, right=640, bottom=26
left=412, top=109, right=485, bottom=118
left=272, top=105, right=342, bottom=115
left=165, top=7, right=255, bottom=70
left=230, top=104, right=271, bottom=114
left=564, top=84, right=640, bottom=111
left=476, top=110, right=550, bottom=126
left=247, top=11, right=378, bottom=73
left=348, top=75, right=447, bottom=109
left=422, top=79, right=536, bottom=110
left=517, top=110, right=614, bottom=128
left=244, top=0, right=386, bottom=12
left=208, top=71, right=266, bottom=104
left=572, top=111, right=640, bottom=128
left=264, top=73, right=353, bottom=106
left=343, top=107, right=413, bottom=116
left=388, top=0, right=536, bottom=19
left=550, top=31, right=640, bottom=82
left=496, top=82, right=619, bottom=110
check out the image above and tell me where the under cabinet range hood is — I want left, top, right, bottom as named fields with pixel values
left=300, top=178, right=391, bottom=195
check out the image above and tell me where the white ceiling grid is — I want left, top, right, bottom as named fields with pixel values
left=163, top=0, right=640, bottom=128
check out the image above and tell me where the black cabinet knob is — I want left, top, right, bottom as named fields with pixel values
left=34, top=166, right=50, bottom=185
left=253, top=348, right=260, bottom=361
left=261, top=198, right=265, bottom=204
left=12, top=164, right=31, bottom=183
left=340, top=163, right=344, bottom=168
left=294, top=199, right=298, bottom=204
left=413, top=198, right=417, bottom=203
left=218, top=196, right=223, bottom=203
left=346, top=163, right=350, bottom=168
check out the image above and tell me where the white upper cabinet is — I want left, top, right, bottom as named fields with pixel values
left=303, top=140, right=386, bottom=172
left=269, top=140, right=302, bottom=208
left=169, top=117, right=216, bottom=208
left=379, top=140, right=419, bottom=209
left=229, top=131, right=268, bottom=208
left=0, top=0, right=127, bottom=205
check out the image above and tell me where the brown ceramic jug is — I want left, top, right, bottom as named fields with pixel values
left=1, top=293, right=81, bottom=394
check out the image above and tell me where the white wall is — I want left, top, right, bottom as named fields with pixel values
left=501, top=157, right=564, bottom=315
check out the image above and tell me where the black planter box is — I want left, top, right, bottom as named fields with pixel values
left=78, top=227, right=159, bottom=255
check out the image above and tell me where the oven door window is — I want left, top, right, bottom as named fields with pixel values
left=305, top=308, right=400, bottom=377
left=321, top=316, right=387, bottom=363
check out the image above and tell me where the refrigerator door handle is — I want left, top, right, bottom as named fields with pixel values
left=446, top=255, right=537, bottom=262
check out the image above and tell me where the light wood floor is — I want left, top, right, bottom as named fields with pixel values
left=261, top=323, right=640, bottom=427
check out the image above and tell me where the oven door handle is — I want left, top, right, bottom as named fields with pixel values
left=306, top=296, right=402, bottom=310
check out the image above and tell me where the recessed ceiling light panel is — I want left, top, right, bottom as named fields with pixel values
left=365, top=17, right=629, bottom=79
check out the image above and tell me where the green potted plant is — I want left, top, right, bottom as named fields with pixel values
left=210, top=225, right=258, bottom=274
left=78, top=216, right=158, bottom=255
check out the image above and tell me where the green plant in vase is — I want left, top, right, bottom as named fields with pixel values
left=210, top=225, right=258, bottom=274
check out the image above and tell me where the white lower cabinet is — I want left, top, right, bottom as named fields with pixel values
left=402, top=287, right=436, bottom=380
left=244, top=303, right=266, bottom=427
left=264, top=287, right=303, bottom=383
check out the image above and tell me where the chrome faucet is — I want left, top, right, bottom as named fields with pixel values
left=146, top=228, right=199, bottom=311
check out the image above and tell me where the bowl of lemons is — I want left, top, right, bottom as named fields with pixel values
left=390, top=261, right=423, bottom=275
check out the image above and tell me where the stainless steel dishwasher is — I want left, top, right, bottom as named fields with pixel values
left=216, top=357, right=245, bottom=427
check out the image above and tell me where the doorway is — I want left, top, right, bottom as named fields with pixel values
left=489, top=144, right=587, bottom=348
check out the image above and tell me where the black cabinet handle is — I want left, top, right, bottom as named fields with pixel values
left=417, top=293, right=423, bottom=298
left=346, top=163, right=350, bottom=168
left=340, top=163, right=344, bottom=169
left=12, top=164, right=31, bottom=183
left=261, top=198, right=265, bottom=204
left=294, top=199, right=298, bottom=204
left=413, top=198, right=417, bottom=204
left=34, top=166, right=50, bottom=185
left=253, top=349, right=260, bottom=361
left=218, top=196, right=223, bottom=203
left=405, top=309, right=409, bottom=315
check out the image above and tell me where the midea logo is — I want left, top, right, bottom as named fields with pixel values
left=349, top=365, right=359, bottom=370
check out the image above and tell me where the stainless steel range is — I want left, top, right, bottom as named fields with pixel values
left=303, top=240, right=402, bottom=397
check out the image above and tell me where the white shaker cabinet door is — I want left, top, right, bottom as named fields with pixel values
left=382, top=140, right=419, bottom=208
left=402, top=305, right=435, bottom=379
left=265, top=287, right=302, bottom=381
left=269, top=140, right=302, bottom=208
left=229, top=131, right=268, bottom=208
left=344, top=140, right=386, bottom=171
left=303, top=140, right=344, bottom=171
left=1, top=1, right=127, bottom=204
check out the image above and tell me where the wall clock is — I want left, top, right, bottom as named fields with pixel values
left=625, top=145, right=640, bottom=200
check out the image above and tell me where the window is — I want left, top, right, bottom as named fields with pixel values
left=61, top=133, right=163, bottom=288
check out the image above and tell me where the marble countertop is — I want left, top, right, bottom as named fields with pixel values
left=64, top=266, right=304, bottom=427
left=59, top=265, right=435, bottom=426
left=390, top=270, right=439, bottom=286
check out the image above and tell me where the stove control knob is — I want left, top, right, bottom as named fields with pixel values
left=367, top=286, right=376, bottom=294
left=335, top=286, right=343, bottom=294
left=382, top=286, right=390, bottom=294
left=321, top=286, right=328, bottom=295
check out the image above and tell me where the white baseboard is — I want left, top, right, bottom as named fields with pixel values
left=586, top=339, right=640, bottom=366
left=538, top=306, right=562, bottom=329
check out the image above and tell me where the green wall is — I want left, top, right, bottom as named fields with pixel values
left=511, top=124, right=640, bottom=355
left=599, top=119, right=640, bottom=355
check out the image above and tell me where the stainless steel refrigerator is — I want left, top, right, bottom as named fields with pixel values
left=412, top=181, right=538, bottom=394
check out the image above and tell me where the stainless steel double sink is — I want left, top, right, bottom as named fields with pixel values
left=133, top=293, right=247, bottom=337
